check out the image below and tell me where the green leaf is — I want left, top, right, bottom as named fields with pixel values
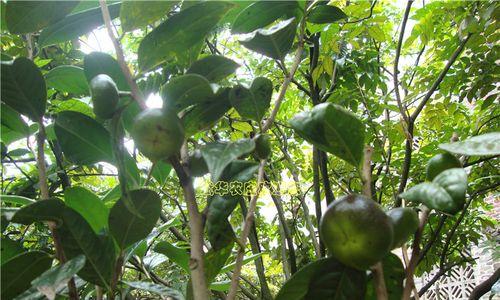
left=123, top=281, right=184, bottom=300
left=138, top=1, right=234, bottom=71
left=275, top=256, right=366, bottom=300
left=206, top=196, right=240, bottom=250
left=366, top=254, right=404, bottom=300
left=205, top=243, right=234, bottom=284
left=182, top=89, right=232, bottom=136
left=201, top=139, right=256, bottom=182
left=83, top=52, right=129, bottom=91
left=108, top=189, right=162, bottom=249
left=11, top=199, right=66, bottom=226
left=240, top=18, right=297, bottom=60
left=187, top=55, right=240, bottom=83
left=64, top=187, right=109, bottom=234
left=219, top=160, right=259, bottom=182
left=367, top=26, right=386, bottom=43
left=120, top=1, right=178, bottom=32
left=290, top=103, right=365, bottom=167
left=307, top=5, right=347, bottom=24
left=1, top=104, right=30, bottom=137
left=57, top=208, right=115, bottom=288
left=6, top=1, right=79, bottom=34
left=439, top=132, right=500, bottom=156
left=1, top=251, right=53, bottom=300
left=1, top=237, right=25, bottom=265
left=0, top=195, right=35, bottom=206
left=54, top=111, right=114, bottom=165
left=45, top=66, right=89, bottom=95
left=231, top=1, right=298, bottom=33
left=38, top=3, right=121, bottom=48
left=400, top=182, right=457, bottom=215
left=151, top=160, right=172, bottom=186
left=154, top=241, right=190, bottom=273
left=432, top=168, right=467, bottom=207
left=1, top=57, right=47, bottom=121
left=31, top=255, right=86, bottom=300
left=210, top=281, right=231, bottom=292
left=232, top=76, right=273, bottom=122
left=160, top=74, right=214, bottom=112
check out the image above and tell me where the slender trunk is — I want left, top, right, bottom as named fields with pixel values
left=318, top=150, right=335, bottom=205
left=312, top=148, right=326, bottom=257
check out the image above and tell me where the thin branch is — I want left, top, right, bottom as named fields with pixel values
left=469, top=267, right=500, bottom=300
left=345, top=0, right=377, bottom=24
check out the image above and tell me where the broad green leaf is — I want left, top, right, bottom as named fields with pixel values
left=290, top=103, right=365, bottom=167
left=201, top=139, right=256, bottom=182
left=6, top=1, right=79, bottom=34
left=151, top=160, right=172, bottom=186
left=230, top=77, right=272, bottom=122
left=138, top=1, right=234, bottom=71
left=433, top=168, right=467, bottom=207
left=108, top=189, right=161, bottom=249
left=1, top=104, right=30, bottom=137
left=439, top=132, right=500, bottom=156
left=160, top=74, right=214, bottom=112
left=38, top=3, right=121, bottom=48
left=154, top=241, right=190, bottom=273
left=231, top=1, right=298, bottom=33
left=182, top=88, right=231, bottom=136
left=187, top=55, right=240, bottom=83
left=54, top=111, right=114, bottom=165
left=57, top=208, right=115, bottom=288
left=11, top=199, right=66, bottom=226
left=240, top=18, right=297, bottom=60
left=123, top=281, right=184, bottom=300
left=31, top=255, right=85, bottom=300
left=307, top=5, right=347, bottom=24
left=207, top=214, right=236, bottom=250
left=400, top=182, right=458, bottom=215
left=210, top=281, right=231, bottom=292
left=275, top=256, right=366, bottom=300
left=1, top=237, right=25, bottom=265
left=120, top=1, right=178, bottom=32
left=219, top=160, right=259, bottom=183
left=45, top=66, right=89, bottom=95
left=366, top=254, right=405, bottom=300
left=1, top=57, right=47, bottom=121
left=205, top=243, right=234, bottom=284
left=64, top=187, right=109, bottom=234
left=220, top=252, right=264, bottom=273
left=1, top=251, right=53, bottom=300
left=0, top=195, right=35, bottom=206
left=83, top=52, right=129, bottom=91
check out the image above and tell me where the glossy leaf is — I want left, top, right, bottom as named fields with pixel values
left=64, top=187, right=109, bottom=234
left=83, top=52, right=129, bottom=91
left=54, top=111, right=114, bottom=165
left=366, top=254, right=404, bottom=300
left=108, top=189, right=162, bottom=249
left=439, top=132, right=500, bottom=156
left=123, top=281, right=184, bottom=300
left=138, top=1, right=234, bottom=71
left=307, top=5, right=348, bottom=24
left=45, top=66, right=89, bottom=95
left=0, top=195, right=35, bottom=206
left=11, top=199, right=66, bottom=226
left=57, top=208, right=115, bottom=288
left=160, top=74, right=214, bottom=112
left=187, top=55, right=240, bottom=82
left=151, top=160, right=172, bottom=186
left=230, top=76, right=273, bottom=122
left=240, top=18, right=297, bottom=60
left=206, top=195, right=240, bottom=250
left=290, top=103, right=365, bottom=167
left=6, top=1, right=79, bottom=34
left=182, top=91, right=232, bottom=136
left=38, top=3, right=121, bottom=47
left=400, top=183, right=458, bottom=215
left=120, top=1, right=178, bottom=32
left=205, top=243, right=234, bottom=284
left=1, top=104, right=30, bottom=138
left=201, top=139, right=256, bottom=182
left=219, top=160, right=259, bottom=182
left=231, top=1, right=298, bottom=33
left=31, top=255, right=85, bottom=300
left=1, top=251, right=53, bottom=300
left=1, top=57, right=47, bottom=121
left=433, top=168, right=467, bottom=206
left=1, top=237, right=25, bottom=265
left=275, top=256, right=366, bottom=300
left=154, top=241, right=190, bottom=273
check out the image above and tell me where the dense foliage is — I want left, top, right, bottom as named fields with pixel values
left=1, top=1, right=499, bottom=300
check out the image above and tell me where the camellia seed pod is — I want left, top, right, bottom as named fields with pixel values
left=89, top=74, right=119, bottom=119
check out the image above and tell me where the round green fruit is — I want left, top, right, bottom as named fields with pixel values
left=386, top=207, right=419, bottom=249
left=90, top=74, right=119, bottom=119
left=426, top=152, right=461, bottom=181
left=131, top=108, right=184, bottom=161
left=189, top=150, right=208, bottom=177
left=254, top=134, right=271, bottom=159
left=320, top=194, right=394, bottom=270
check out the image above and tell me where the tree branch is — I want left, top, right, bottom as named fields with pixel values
left=469, top=267, right=500, bottom=300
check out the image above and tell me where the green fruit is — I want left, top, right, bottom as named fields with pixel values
left=131, top=108, right=184, bottom=161
left=426, top=152, right=461, bottom=181
left=320, top=194, right=393, bottom=270
left=387, top=207, right=419, bottom=249
left=254, top=134, right=271, bottom=159
left=189, top=150, right=208, bottom=177
left=89, top=74, right=119, bottom=119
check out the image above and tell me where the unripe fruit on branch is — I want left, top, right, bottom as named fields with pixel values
left=426, top=152, right=461, bottom=181
left=254, top=134, right=271, bottom=159
left=386, top=207, right=419, bottom=249
left=89, top=74, right=119, bottom=119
